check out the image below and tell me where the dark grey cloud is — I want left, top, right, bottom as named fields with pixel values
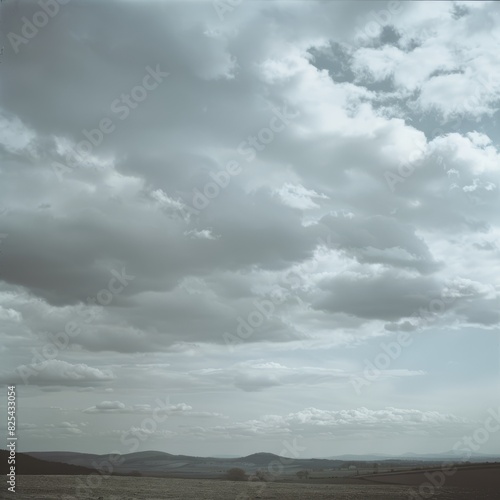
left=316, top=214, right=439, bottom=273
left=0, top=360, right=114, bottom=387
left=314, top=271, right=441, bottom=321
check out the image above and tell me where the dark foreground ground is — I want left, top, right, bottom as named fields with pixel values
left=2, top=475, right=499, bottom=500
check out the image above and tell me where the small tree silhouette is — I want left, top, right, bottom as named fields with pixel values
left=226, top=467, right=247, bottom=481
left=296, top=470, right=309, bottom=480
left=254, top=469, right=269, bottom=481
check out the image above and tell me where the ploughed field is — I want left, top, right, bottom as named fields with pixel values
left=3, top=475, right=499, bottom=500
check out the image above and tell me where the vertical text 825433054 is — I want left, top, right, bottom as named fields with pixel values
left=7, top=385, right=17, bottom=494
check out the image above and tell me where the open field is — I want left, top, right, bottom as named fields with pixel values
left=362, top=463, right=500, bottom=488
left=3, top=475, right=500, bottom=500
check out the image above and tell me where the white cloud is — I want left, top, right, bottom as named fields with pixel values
left=204, top=406, right=471, bottom=439
left=274, top=183, right=328, bottom=210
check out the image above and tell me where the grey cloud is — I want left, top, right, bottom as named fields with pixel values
left=316, top=214, right=439, bottom=273
left=0, top=360, right=114, bottom=387
left=313, top=271, right=442, bottom=321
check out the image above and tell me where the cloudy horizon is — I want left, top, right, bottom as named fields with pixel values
left=0, top=0, right=499, bottom=459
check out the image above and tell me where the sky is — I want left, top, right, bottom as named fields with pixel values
left=0, top=0, right=499, bottom=459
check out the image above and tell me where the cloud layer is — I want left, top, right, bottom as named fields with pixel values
left=0, top=0, right=499, bottom=457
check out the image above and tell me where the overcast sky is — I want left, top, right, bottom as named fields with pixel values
left=0, top=0, right=499, bottom=458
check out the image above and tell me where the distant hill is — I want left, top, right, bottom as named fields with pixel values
left=25, top=450, right=343, bottom=477
left=399, top=450, right=500, bottom=461
left=327, top=451, right=500, bottom=462
left=237, top=452, right=282, bottom=465
left=326, top=453, right=393, bottom=461
left=0, top=450, right=98, bottom=475
left=23, top=449, right=500, bottom=479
